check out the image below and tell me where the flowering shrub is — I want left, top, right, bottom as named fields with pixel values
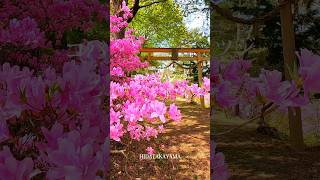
left=110, top=74, right=208, bottom=143
left=0, top=0, right=108, bottom=179
left=211, top=140, right=229, bottom=180
left=0, top=0, right=107, bottom=71
left=211, top=49, right=320, bottom=179
left=0, top=49, right=108, bottom=179
left=211, top=50, right=320, bottom=115
left=109, top=2, right=210, bottom=155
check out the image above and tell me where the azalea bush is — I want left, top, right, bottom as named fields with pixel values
left=211, top=140, right=229, bottom=180
left=0, top=0, right=109, bottom=179
left=211, top=49, right=320, bottom=121
left=110, top=2, right=210, bottom=155
left=211, top=49, right=320, bottom=179
left=0, top=0, right=107, bottom=71
left=0, top=57, right=108, bottom=179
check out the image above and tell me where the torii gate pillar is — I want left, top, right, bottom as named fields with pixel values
left=197, top=53, right=205, bottom=108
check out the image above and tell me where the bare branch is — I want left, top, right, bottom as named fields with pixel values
left=127, top=0, right=167, bottom=23
left=131, top=0, right=140, bottom=17
left=213, top=40, right=232, bottom=58
left=139, top=0, right=167, bottom=9
left=238, top=42, right=254, bottom=58
left=210, top=1, right=289, bottom=25
left=212, top=105, right=279, bottom=137
left=111, top=149, right=126, bottom=156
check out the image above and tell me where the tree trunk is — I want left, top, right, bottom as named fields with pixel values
left=210, top=2, right=215, bottom=115
left=111, top=0, right=127, bottom=39
left=279, top=0, right=305, bottom=151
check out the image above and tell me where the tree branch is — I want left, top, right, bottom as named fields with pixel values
left=128, top=0, right=140, bottom=23
left=210, top=1, right=289, bottom=25
left=111, top=149, right=126, bottom=155
left=139, top=0, right=167, bottom=8
left=127, top=0, right=167, bottom=23
left=212, top=105, right=279, bottom=137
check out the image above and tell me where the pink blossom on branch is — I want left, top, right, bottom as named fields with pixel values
left=0, top=147, right=34, bottom=179
left=297, top=49, right=320, bottom=96
left=146, top=147, right=155, bottom=155
left=169, top=104, right=182, bottom=122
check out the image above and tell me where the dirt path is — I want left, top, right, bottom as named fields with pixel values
left=213, top=111, right=320, bottom=180
left=111, top=98, right=210, bottom=180
left=162, top=98, right=210, bottom=179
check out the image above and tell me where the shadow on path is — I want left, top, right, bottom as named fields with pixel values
left=111, top=98, right=210, bottom=180
left=161, top=98, right=210, bottom=179
left=213, top=111, right=320, bottom=180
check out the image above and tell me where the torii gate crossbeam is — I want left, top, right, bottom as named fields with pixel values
left=139, top=48, right=210, bottom=108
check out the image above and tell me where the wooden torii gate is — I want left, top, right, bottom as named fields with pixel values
left=139, top=48, right=210, bottom=108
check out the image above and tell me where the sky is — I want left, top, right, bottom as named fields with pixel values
left=185, top=12, right=209, bottom=35
left=183, top=3, right=210, bottom=36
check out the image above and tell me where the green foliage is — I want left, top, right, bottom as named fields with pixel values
left=87, top=21, right=109, bottom=41
left=181, top=28, right=209, bottom=48
left=128, top=0, right=209, bottom=48
left=129, top=0, right=188, bottom=47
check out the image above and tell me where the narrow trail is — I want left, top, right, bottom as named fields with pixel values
left=162, top=98, right=210, bottom=179
left=111, top=98, right=210, bottom=180
left=213, top=111, right=320, bottom=180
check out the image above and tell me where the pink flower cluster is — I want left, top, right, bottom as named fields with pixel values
left=0, top=17, right=46, bottom=49
left=0, top=0, right=107, bottom=72
left=110, top=74, right=209, bottom=142
left=211, top=140, right=229, bottom=180
left=297, top=49, right=320, bottom=96
left=110, top=34, right=148, bottom=74
left=0, top=0, right=108, bottom=178
left=110, top=1, right=132, bottom=33
left=210, top=54, right=318, bottom=112
left=0, top=7, right=108, bottom=178
left=110, top=2, right=148, bottom=76
left=0, top=0, right=107, bottom=39
left=0, top=46, right=107, bottom=178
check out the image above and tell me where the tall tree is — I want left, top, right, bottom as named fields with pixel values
left=111, top=0, right=168, bottom=38
left=129, top=0, right=189, bottom=47
left=279, top=0, right=305, bottom=150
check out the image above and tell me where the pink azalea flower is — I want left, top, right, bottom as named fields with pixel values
left=223, top=59, right=251, bottom=85
left=190, top=84, right=200, bottom=95
left=203, top=77, right=210, bottom=92
left=127, top=124, right=143, bottom=141
left=158, top=125, right=165, bottom=133
left=149, top=100, right=167, bottom=123
left=38, top=122, right=64, bottom=151
left=111, top=67, right=124, bottom=77
left=25, top=77, right=46, bottom=111
left=297, top=49, right=320, bottom=96
left=168, top=104, right=182, bottom=122
left=124, top=103, right=142, bottom=124
left=146, top=147, right=155, bottom=155
left=110, top=108, right=121, bottom=124
left=46, top=134, right=103, bottom=179
left=0, top=146, right=34, bottom=179
left=0, top=120, right=10, bottom=143
left=0, top=17, right=46, bottom=48
left=144, top=127, right=158, bottom=141
left=259, top=69, right=308, bottom=107
left=110, top=123, right=124, bottom=142
left=215, top=81, right=238, bottom=108
left=211, top=141, right=229, bottom=180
